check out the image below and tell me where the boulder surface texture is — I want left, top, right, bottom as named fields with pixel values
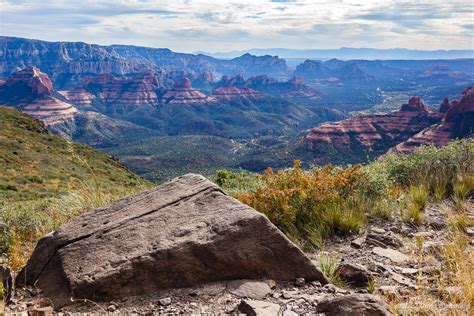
left=17, top=174, right=327, bottom=307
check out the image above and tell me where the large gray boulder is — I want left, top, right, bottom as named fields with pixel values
left=17, top=174, right=327, bottom=307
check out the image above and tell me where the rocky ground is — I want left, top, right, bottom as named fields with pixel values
left=4, top=194, right=473, bottom=315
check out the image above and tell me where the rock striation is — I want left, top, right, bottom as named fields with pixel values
left=69, top=71, right=164, bottom=112
left=17, top=174, right=327, bottom=308
left=300, top=96, right=442, bottom=155
left=211, top=86, right=263, bottom=101
left=394, top=87, right=474, bottom=152
left=161, top=78, right=216, bottom=104
left=215, top=75, right=319, bottom=101
left=0, top=66, right=78, bottom=125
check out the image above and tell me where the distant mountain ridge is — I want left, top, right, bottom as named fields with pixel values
left=197, top=47, right=474, bottom=61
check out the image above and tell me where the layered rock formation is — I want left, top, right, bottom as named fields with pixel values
left=58, top=89, right=96, bottom=108
left=0, top=37, right=291, bottom=88
left=294, top=59, right=374, bottom=82
left=0, top=67, right=78, bottom=125
left=18, top=174, right=327, bottom=308
left=215, top=75, right=319, bottom=100
left=299, top=96, right=443, bottom=158
left=212, top=86, right=263, bottom=101
left=394, top=87, right=474, bottom=152
left=59, top=71, right=165, bottom=113
left=161, top=78, right=215, bottom=104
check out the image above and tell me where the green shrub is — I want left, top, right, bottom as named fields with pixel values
left=373, top=139, right=473, bottom=193
left=212, top=169, right=261, bottom=195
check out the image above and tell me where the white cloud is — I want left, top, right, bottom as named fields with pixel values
left=0, top=0, right=472, bottom=52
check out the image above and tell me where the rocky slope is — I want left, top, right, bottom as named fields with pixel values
left=0, top=66, right=78, bottom=125
left=296, top=96, right=444, bottom=163
left=394, top=87, right=474, bottom=152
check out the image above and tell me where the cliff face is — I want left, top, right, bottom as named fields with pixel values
left=215, top=75, right=319, bottom=100
left=394, top=87, right=474, bottom=152
left=293, top=59, right=374, bottom=82
left=65, top=72, right=164, bottom=113
left=0, top=37, right=291, bottom=88
left=161, top=78, right=216, bottom=104
left=0, top=67, right=78, bottom=125
left=299, top=96, right=443, bottom=160
left=211, top=86, right=264, bottom=101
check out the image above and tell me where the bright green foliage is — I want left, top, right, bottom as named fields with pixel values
left=212, top=169, right=262, bottom=195
left=375, top=139, right=473, bottom=194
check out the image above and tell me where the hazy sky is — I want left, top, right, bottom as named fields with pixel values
left=1, top=0, right=473, bottom=53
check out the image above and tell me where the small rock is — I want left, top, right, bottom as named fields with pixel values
left=372, top=247, right=410, bottom=264
left=351, top=236, right=366, bottom=248
left=266, top=279, right=277, bottom=289
left=158, top=297, right=172, bottom=307
left=107, top=304, right=117, bottom=312
left=238, top=299, right=281, bottom=316
left=400, top=268, right=419, bottom=275
left=282, top=290, right=296, bottom=299
left=316, top=293, right=392, bottom=316
left=272, top=292, right=282, bottom=299
left=371, top=227, right=386, bottom=234
left=295, top=277, right=305, bottom=287
left=400, top=224, right=412, bottom=235
left=283, top=309, right=298, bottom=316
left=426, top=218, right=446, bottom=230
left=367, top=231, right=403, bottom=249
left=337, top=262, right=371, bottom=287
left=413, top=231, right=432, bottom=238
left=391, top=272, right=417, bottom=289
left=311, top=280, right=322, bottom=287
left=227, top=280, right=271, bottom=299
left=28, top=306, right=53, bottom=316
left=323, top=283, right=337, bottom=293
left=466, top=227, right=474, bottom=237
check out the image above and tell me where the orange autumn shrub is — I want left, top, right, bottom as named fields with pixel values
left=234, top=160, right=366, bottom=248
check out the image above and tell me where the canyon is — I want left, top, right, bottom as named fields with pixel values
left=0, top=36, right=473, bottom=181
left=298, top=89, right=473, bottom=163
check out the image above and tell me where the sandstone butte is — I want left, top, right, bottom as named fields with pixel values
left=0, top=66, right=78, bottom=125
left=63, top=71, right=163, bottom=110
left=16, top=174, right=327, bottom=308
left=394, top=86, right=474, bottom=152
left=161, top=77, right=216, bottom=104
left=301, top=95, right=443, bottom=153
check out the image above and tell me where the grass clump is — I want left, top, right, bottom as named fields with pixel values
left=319, top=254, right=343, bottom=286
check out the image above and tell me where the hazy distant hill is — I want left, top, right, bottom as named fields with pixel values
left=197, top=47, right=474, bottom=61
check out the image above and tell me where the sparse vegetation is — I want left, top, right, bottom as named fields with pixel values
left=0, top=106, right=152, bottom=270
